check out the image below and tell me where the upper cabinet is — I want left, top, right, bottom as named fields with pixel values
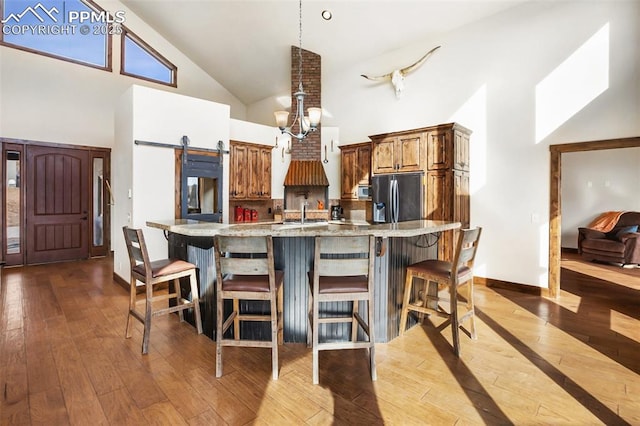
left=229, top=143, right=247, bottom=199
left=425, top=127, right=470, bottom=171
left=230, top=141, right=272, bottom=200
left=370, top=133, right=423, bottom=174
left=340, top=142, right=371, bottom=199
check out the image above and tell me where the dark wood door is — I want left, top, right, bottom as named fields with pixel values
left=26, top=145, right=89, bottom=264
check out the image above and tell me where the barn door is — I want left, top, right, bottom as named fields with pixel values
left=26, top=145, right=90, bottom=264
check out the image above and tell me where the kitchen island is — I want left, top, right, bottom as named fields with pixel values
left=147, top=219, right=460, bottom=343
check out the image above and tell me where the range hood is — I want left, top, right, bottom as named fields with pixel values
left=283, top=160, right=329, bottom=219
left=283, top=160, right=329, bottom=187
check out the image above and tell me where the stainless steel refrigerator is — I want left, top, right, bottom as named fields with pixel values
left=371, top=172, right=424, bottom=223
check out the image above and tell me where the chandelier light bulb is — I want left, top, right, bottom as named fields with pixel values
left=307, top=107, right=321, bottom=127
left=274, top=111, right=290, bottom=130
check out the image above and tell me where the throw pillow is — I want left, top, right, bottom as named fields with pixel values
left=616, top=225, right=639, bottom=240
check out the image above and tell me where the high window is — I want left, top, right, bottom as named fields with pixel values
left=121, top=27, right=176, bottom=87
left=0, top=0, right=112, bottom=69
left=1, top=0, right=178, bottom=86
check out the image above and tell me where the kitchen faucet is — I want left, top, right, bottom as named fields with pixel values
left=300, top=201, right=308, bottom=224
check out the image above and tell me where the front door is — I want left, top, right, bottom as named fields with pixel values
left=26, top=145, right=90, bottom=264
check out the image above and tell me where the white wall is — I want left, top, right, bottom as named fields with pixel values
left=113, top=85, right=230, bottom=282
left=323, top=127, right=341, bottom=200
left=113, top=88, right=134, bottom=281
left=248, top=1, right=640, bottom=288
left=0, top=0, right=246, bottom=148
left=561, top=148, right=640, bottom=248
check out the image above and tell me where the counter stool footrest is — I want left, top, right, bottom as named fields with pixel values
left=317, top=341, right=373, bottom=351
left=220, top=339, right=275, bottom=348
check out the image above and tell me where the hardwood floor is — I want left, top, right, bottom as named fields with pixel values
left=1, top=255, right=638, bottom=425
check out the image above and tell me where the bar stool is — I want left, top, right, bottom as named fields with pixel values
left=123, top=226, right=203, bottom=354
left=213, top=235, right=283, bottom=380
left=308, top=235, right=376, bottom=385
left=399, top=227, right=482, bottom=356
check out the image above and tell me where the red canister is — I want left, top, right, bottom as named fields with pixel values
left=244, top=208, right=251, bottom=222
left=251, top=209, right=258, bottom=221
left=235, top=205, right=244, bottom=222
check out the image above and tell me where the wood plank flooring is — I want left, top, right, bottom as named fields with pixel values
left=1, top=254, right=638, bottom=425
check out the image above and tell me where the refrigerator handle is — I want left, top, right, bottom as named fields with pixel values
left=395, top=179, right=400, bottom=222
left=389, top=178, right=394, bottom=223
left=392, top=178, right=399, bottom=223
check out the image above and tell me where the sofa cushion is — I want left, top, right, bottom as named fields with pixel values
left=616, top=225, right=638, bottom=240
left=581, top=238, right=625, bottom=254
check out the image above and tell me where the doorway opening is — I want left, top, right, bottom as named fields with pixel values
left=548, top=136, right=640, bottom=297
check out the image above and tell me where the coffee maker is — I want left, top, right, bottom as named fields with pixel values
left=330, top=205, right=343, bottom=221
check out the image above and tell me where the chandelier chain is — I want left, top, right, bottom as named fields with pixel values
left=273, top=0, right=321, bottom=141
left=297, top=0, right=303, bottom=92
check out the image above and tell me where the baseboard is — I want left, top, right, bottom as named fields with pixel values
left=562, top=247, right=579, bottom=254
left=113, top=272, right=128, bottom=291
left=475, top=276, right=547, bottom=296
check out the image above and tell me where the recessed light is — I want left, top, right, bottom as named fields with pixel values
left=321, top=10, right=332, bottom=21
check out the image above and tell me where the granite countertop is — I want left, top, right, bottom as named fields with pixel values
left=146, top=218, right=460, bottom=237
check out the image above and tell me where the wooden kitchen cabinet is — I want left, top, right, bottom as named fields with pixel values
left=341, top=142, right=371, bottom=199
left=230, top=141, right=272, bottom=200
left=370, top=132, right=422, bottom=174
left=426, top=125, right=470, bottom=171
left=370, top=123, right=471, bottom=260
left=426, top=168, right=470, bottom=260
left=229, top=143, right=247, bottom=199
left=424, top=123, right=471, bottom=260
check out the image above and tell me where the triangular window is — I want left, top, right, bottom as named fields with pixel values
left=121, top=27, right=176, bottom=87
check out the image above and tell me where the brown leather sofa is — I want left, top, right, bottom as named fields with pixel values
left=578, top=211, right=640, bottom=265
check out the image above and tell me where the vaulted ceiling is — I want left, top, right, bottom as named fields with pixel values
left=120, top=0, right=528, bottom=105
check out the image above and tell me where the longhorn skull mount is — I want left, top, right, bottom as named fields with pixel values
left=361, top=45, right=441, bottom=98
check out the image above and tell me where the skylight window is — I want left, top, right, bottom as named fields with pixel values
left=0, top=0, right=112, bottom=69
left=121, top=28, right=176, bottom=87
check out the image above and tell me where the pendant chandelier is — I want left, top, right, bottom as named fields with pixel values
left=274, top=0, right=321, bottom=141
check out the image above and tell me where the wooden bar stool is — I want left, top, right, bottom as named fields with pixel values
left=123, top=226, right=203, bottom=354
left=213, top=235, right=283, bottom=380
left=308, top=235, right=376, bottom=385
left=399, top=227, right=482, bottom=356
